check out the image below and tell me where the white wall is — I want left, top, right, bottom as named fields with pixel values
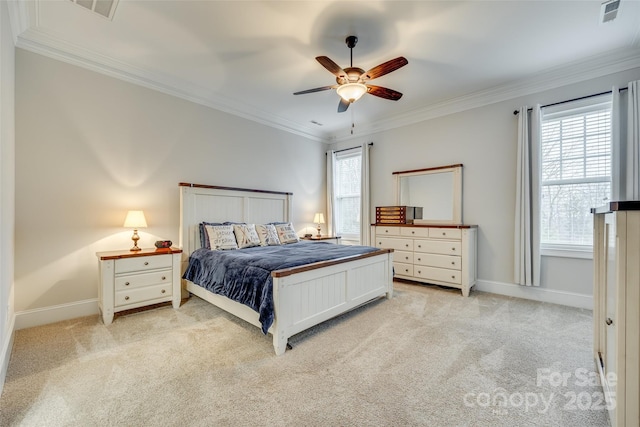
left=331, top=67, right=640, bottom=308
left=0, top=0, right=16, bottom=394
left=14, top=49, right=326, bottom=325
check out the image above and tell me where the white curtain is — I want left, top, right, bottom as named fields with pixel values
left=627, top=80, right=640, bottom=200
left=326, top=150, right=337, bottom=236
left=360, top=143, right=371, bottom=245
left=514, top=105, right=541, bottom=286
left=611, top=86, right=622, bottom=201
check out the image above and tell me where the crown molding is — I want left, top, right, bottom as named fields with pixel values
left=331, top=47, right=640, bottom=142
left=12, top=7, right=640, bottom=145
left=15, top=27, right=329, bottom=143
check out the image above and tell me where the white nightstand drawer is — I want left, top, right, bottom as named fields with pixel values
left=115, top=254, right=172, bottom=273
left=414, top=253, right=461, bottom=270
left=115, top=284, right=172, bottom=307
left=414, top=266, right=461, bottom=284
left=428, top=228, right=462, bottom=239
left=394, top=262, right=413, bottom=277
left=115, top=270, right=171, bottom=290
left=414, top=239, right=461, bottom=255
left=376, top=237, right=413, bottom=251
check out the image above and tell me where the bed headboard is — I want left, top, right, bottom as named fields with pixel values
left=179, top=183, right=293, bottom=256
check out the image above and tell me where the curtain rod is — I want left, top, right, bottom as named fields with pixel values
left=330, top=142, right=374, bottom=154
left=513, top=87, right=628, bottom=115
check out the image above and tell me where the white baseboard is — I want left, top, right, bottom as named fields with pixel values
left=15, top=299, right=99, bottom=330
left=1, top=313, right=16, bottom=396
left=475, top=279, right=593, bottom=310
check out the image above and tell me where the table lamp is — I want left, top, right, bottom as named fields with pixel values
left=123, top=210, right=147, bottom=251
left=313, top=213, right=325, bottom=237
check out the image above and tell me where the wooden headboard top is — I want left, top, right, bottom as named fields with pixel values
left=179, top=183, right=293, bottom=256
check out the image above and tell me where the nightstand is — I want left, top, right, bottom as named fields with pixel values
left=300, top=235, right=342, bottom=244
left=96, top=247, right=182, bottom=325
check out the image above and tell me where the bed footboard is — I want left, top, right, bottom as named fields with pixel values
left=271, top=250, right=393, bottom=355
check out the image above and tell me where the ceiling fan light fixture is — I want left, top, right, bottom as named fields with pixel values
left=336, top=83, right=368, bottom=103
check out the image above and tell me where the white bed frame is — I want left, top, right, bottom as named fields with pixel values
left=179, top=183, right=394, bottom=355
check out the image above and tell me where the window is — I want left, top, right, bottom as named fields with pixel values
left=334, top=150, right=361, bottom=240
left=540, top=95, right=612, bottom=253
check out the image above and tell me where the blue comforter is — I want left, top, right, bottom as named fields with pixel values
left=182, top=242, right=379, bottom=333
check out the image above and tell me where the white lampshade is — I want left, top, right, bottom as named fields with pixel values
left=336, top=83, right=367, bottom=103
left=313, top=213, right=325, bottom=224
left=123, top=210, right=147, bottom=228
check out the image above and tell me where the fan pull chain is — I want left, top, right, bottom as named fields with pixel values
left=351, top=107, right=355, bottom=135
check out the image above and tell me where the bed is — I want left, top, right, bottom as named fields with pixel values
left=179, top=183, right=394, bottom=355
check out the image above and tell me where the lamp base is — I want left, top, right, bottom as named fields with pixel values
left=316, top=225, right=321, bottom=237
left=130, top=230, right=141, bottom=251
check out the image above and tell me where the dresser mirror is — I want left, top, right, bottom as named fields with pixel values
left=394, top=164, right=463, bottom=224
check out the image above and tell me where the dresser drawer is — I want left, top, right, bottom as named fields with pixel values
left=394, top=262, right=414, bottom=277
left=414, top=240, right=461, bottom=255
left=115, top=284, right=172, bottom=307
left=115, top=254, right=172, bottom=274
left=394, top=250, right=414, bottom=264
left=414, top=253, right=461, bottom=270
left=375, top=237, right=413, bottom=251
left=414, top=266, right=461, bottom=285
left=429, top=228, right=462, bottom=239
left=115, top=270, right=172, bottom=290
left=400, top=227, right=430, bottom=238
left=376, top=226, right=400, bottom=236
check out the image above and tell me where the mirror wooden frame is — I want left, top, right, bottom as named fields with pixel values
left=393, top=164, right=463, bottom=225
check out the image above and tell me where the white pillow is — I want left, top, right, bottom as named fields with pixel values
left=233, top=224, right=261, bottom=249
left=275, top=222, right=299, bottom=244
left=255, top=224, right=281, bottom=246
left=205, top=225, right=238, bottom=250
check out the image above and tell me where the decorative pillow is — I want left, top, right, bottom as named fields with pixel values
left=200, top=222, right=223, bottom=249
left=255, top=224, right=281, bottom=246
left=275, top=222, right=299, bottom=244
left=205, top=225, right=238, bottom=250
left=233, top=224, right=261, bottom=249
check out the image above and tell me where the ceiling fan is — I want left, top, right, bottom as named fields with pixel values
left=294, top=36, right=408, bottom=113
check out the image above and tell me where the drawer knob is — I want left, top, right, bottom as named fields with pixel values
left=124, top=296, right=130, bottom=301
left=161, top=289, right=166, bottom=294
left=405, top=256, right=409, bottom=260
left=405, top=269, right=409, bottom=273
left=144, top=261, right=149, bottom=266
left=606, top=318, right=613, bottom=326
left=418, top=245, right=422, bottom=248
left=405, top=244, right=409, bottom=247
left=385, top=230, right=388, bottom=233
left=162, top=276, right=166, bottom=281
left=125, top=282, right=130, bottom=286
left=418, top=270, right=421, bottom=274
left=452, top=247, right=456, bottom=251
left=452, top=275, right=456, bottom=279
left=378, top=242, right=382, bottom=245
left=411, top=231, right=415, bottom=234
left=442, top=232, right=446, bottom=236
left=417, top=258, right=421, bottom=261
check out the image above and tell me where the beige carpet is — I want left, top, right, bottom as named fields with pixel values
left=0, top=281, right=609, bottom=426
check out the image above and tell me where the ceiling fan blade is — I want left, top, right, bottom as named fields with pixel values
left=293, top=85, right=337, bottom=95
left=316, top=56, right=347, bottom=79
left=362, top=57, right=408, bottom=81
left=367, top=85, right=403, bottom=101
left=338, top=98, right=350, bottom=113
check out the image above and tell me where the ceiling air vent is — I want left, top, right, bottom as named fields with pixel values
left=600, top=0, right=621, bottom=24
left=69, top=0, right=119, bottom=20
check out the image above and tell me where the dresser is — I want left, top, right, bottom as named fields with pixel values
left=371, top=224, right=477, bottom=296
left=592, top=201, right=640, bottom=427
left=96, top=248, right=183, bottom=325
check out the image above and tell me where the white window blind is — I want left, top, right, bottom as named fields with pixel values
left=540, top=95, right=612, bottom=249
left=334, top=150, right=361, bottom=238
